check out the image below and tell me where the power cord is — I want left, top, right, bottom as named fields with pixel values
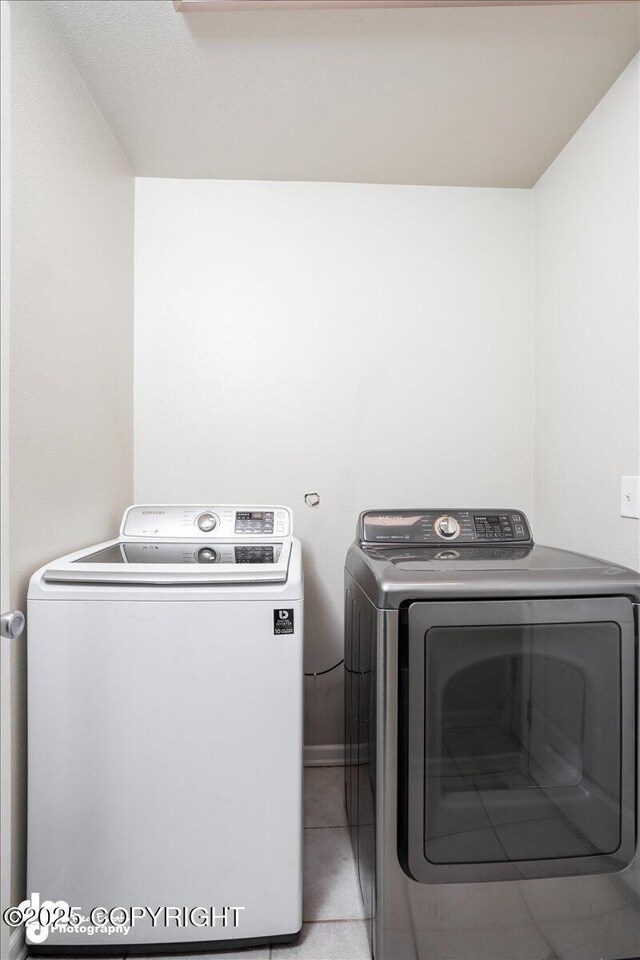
left=304, top=659, right=344, bottom=678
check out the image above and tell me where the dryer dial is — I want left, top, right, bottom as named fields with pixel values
left=435, top=515, right=460, bottom=540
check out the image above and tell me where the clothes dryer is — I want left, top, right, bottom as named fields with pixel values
left=345, top=509, right=639, bottom=960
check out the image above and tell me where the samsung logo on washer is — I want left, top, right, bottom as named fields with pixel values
left=142, top=510, right=165, bottom=515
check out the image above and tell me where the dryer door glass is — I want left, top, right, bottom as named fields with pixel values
left=401, top=598, right=636, bottom=883
left=423, top=622, right=619, bottom=864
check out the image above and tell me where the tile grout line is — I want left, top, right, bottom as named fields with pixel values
left=304, top=823, right=348, bottom=830
left=303, top=917, right=369, bottom=924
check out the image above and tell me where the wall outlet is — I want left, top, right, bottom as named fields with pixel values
left=621, top=476, right=640, bottom=519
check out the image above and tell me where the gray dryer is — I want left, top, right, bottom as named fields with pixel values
left=344, top=509, right=639, bottom=960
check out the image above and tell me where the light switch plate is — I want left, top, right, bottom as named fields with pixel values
left=621, top=476, right=640, bottom=519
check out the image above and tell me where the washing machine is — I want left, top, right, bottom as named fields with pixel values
left=344, top=508, right=639, bottom=960
left=27, top=504, right=303, bottom=955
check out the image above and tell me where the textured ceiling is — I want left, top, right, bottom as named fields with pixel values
left=43, top=0, right=639, bottom=186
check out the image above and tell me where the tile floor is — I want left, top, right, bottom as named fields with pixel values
left=30, top=765, right=640, bottom=960
left=54, top=766, right=370, bottom=960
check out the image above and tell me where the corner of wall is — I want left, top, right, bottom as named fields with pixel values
left=531, top=53, right=640, bottom=568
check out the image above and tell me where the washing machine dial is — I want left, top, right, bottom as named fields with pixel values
left=196, top=512, right=218, bottom=533
left=435, top=515, right=460, bottom=540
left=197, top=547, right=219, bottom=563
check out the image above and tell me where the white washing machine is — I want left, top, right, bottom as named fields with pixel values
left=27, top=504, right=303, bottom=955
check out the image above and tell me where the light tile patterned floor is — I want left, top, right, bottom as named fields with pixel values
left=55, top=766, right=369, bottom=960
left=275, top=766, right=368, bottom=958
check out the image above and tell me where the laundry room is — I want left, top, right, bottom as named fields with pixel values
left=0, top=2, right=638, bottom=960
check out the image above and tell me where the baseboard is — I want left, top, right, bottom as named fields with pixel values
left=10, top=928, right=27, bottom=960
left=304, top=743, right=345, bottom=766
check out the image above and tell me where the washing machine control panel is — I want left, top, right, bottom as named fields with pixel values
left=121, top=505, right=292, bottom=539
left=360, top=509, right=531, bottom=545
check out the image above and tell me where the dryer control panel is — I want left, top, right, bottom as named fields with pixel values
left=121, top=505, right=292, bottom=540
left=360, top=509, right=531, bottom=545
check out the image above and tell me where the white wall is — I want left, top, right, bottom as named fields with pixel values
left=9, top=0, right=134, bottom=909
left=134, top=179, right=533, bottom=746
left=533, top=54, right=640, bottom=571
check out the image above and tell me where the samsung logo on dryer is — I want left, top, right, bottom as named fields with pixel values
left=142, top=510, right=166, bottom=515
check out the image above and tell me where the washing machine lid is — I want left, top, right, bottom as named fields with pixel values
left=42, top=539, right=292, bottom=584
left=42, top=504, right=295, bottom=585
left=42, top=539, right=293, bottom=584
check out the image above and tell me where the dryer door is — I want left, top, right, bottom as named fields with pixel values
left=399, top=597, right=636, bottom=884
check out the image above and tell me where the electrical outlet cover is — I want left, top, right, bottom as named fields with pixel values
left=620, top=476, right=640, bottom=519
